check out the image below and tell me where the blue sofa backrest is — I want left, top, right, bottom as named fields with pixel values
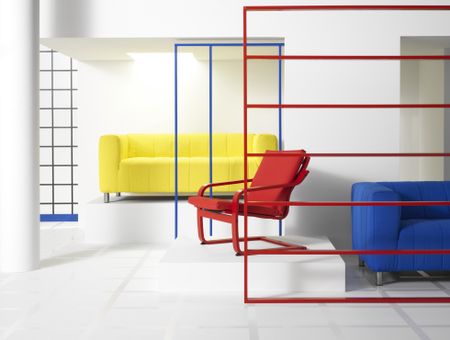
left=378, top=181, right=450, bottom=220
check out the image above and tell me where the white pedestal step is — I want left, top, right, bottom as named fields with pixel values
left=80, top=196, right=280, bottom=245
left=159, top=236, right=345, bottom=294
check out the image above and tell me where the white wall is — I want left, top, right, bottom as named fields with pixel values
left=400, top=41, right=445, bottom=181
left=41, top=1, right=450, bottom=247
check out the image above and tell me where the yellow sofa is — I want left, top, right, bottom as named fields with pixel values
left=99, top=133, right=277, bottom=201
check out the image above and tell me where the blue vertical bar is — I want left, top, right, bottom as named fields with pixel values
left=174, top=45, right=179, bottom=239
left=278, top=44, right=283, bottom=236
left=209, top=45, right=213, bottom=237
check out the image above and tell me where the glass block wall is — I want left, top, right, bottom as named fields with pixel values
left=39, top=47, right=78, bottom=221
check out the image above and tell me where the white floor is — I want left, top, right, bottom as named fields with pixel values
left=0, top=223, right=450, bottom=340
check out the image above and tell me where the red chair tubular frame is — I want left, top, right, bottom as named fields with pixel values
left=243, top=5, right=450, bottom=304
left=195, top=169, right=309, bottom=255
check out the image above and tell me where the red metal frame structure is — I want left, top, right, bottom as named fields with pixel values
left=243, top=5, right=450, bottom=304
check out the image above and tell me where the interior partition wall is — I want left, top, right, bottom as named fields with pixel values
left=173, top=42, right=284, bottom=239
left=243, top=5, right=450, bottom=304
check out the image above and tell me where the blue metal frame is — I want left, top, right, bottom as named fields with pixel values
left=40, top=214, right=78, bottom=222
left=209, top=46, right=214, bottom=236
left=174, top=45, right=179, bottom=239
left=174, top=42, right=284, bottom=239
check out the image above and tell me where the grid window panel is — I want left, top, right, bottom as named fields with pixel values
left=39, top=91, right=52, bottom=108
left=39, top=47, right=77, bottom=219
left=40, top=72, right=51, bottom=89
left=53, top=110, right=72, bottom=126
left=54, top=128, right=72, bottom=146
left=53, top=52, right=71, bottom=69
left=72, top=186, right=78, bottom=202
left=39, top=129, right=52, bottom=146
left=72, top=71, right=78, bottom=88
left=40, top=110, right=52, bottom=126
left=39, top=204, right=53, bottom=214
left=39, top=148, right=52, bottom=165
left=54, top=167, right=72, bottom=184
left=40, top=186, right=53, bottom=203
left=71, top=90, right=77, bottom=108
left=54, top=204, right=73, bottom=214
left=53, top=91, right=71, bottom=108
left=72, top=128, right=78, bottom=144
left=54, top=186, right=72, bottom=202
left=39, top=52, right=51, bottom=70
left=72, top=149, right=78, bottom=165
left=54, top=147, right=72, bottom=165
left=53, top=72, right=71, bottom=89
left=39, top=167, right=52, bottom=183
left=72, top=166, right=78, bottom=183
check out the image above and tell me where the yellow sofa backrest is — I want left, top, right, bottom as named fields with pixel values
left=126, top=133, right=277, bottom=158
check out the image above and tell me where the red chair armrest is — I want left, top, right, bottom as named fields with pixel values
left=197, top=179, right=253, bottom=196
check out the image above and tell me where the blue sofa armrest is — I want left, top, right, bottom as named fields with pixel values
left=352, top=182, right=401, bottom=272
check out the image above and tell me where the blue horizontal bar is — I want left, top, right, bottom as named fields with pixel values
left=40, top=214, right=78, bottom=222
left=175, top=43, right=284, bottom=47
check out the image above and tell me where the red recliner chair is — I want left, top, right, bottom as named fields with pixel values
left=188, top=150, right=310, bottom=255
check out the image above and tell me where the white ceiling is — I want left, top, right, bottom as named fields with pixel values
left=40, top=37, right=285, bottom=61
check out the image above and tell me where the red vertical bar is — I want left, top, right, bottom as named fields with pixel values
left=243, top=7, right=249, bottom=303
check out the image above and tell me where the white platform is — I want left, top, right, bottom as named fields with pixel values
left=80, top=195, right=280, bottom=244
left=159, top=236, right=345, bottom=294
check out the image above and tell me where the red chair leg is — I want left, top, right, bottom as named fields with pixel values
left=197, top=209, right=208, bottom=244
left=231, top=213, right=243, bottom=255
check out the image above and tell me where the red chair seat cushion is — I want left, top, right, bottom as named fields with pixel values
left=188, top=196, right=279, bottom=218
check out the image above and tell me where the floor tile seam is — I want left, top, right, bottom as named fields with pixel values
left=1, top=266, right=93, bottom=337
left=247, top=306, right=260, bottom=340
left=77, top=247, right=155, bottom=340
left=162, top=292, right=184, bottom=340
left=1, top=245, right=109, bottom=339
left=321, top=304, right=346, bottom=340
left=380, top=291, right=431, bottom=340
left=256, top=325, right=416, bottom=329
left=417, top=271, right=450, bottom=296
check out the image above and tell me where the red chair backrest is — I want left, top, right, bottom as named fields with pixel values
left=248, top=150, right=310, bottom=218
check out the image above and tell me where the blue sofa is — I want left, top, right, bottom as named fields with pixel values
left=352, top=181, right=450, bottom=284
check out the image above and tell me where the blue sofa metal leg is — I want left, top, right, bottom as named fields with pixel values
left=376, top=272, right=383, bottom=286
left=358, top=257, right=365, bottom=267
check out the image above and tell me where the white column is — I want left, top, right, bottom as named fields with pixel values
left=0, top=0, right=40, bottom=272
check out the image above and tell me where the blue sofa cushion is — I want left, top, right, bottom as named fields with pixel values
left=397, top=219, right=450, bottom=271
left=379, top=181, right=450, bottom=220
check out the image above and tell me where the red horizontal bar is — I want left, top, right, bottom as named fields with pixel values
left=246, top=248, right=450, bottom=256
left=247, top=55, right=450, bottom=60
left=245, top=200, right=450, bottom=207
left=248, top=152, right=450, bottom=157
left=247, top=103, right=450, bottom=109
left=247, top=297, right=450, bottom=304
left=245, top=5, right=450, bottom=12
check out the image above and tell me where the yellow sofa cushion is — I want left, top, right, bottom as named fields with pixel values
left=99, top=133, right=277, bottom=193
left=118, top=157, right=261, bottom=193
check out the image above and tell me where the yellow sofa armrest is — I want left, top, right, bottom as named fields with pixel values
left=99, top=135, right=128, bottom=193
left=253, top=134, right=278, bottom=153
